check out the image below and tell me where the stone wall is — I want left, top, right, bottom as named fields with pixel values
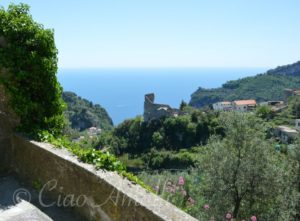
left=0, top=86, right=197, bottom=220
left=0, top=83, right=18, bottom=173
left=3, top=135, right=198, bottom=221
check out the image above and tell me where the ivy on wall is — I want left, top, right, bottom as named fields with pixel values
left=0, top=4, right=65, bottom=136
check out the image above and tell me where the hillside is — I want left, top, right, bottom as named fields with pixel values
left=63, top=91, right=113, bottom=131
left=267, top=60, right=300, bottom=76
left=190, top=61, right=300, bottom=108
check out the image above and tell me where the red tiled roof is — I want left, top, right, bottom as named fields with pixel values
left=234, top=100, right=256, bottom=106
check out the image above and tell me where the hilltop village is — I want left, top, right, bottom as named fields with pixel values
left=143, top=89, right=300, bottom=144
left=211, top=88, right=300, bottom=144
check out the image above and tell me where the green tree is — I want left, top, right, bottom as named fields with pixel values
left=290, top=139, right=300, bottom=220
left=180, top=100, right=187, bottom=111
left=200, top=112, right=298, bottom=220
left=0, top=4, right=65, bottom=136
left=291, top=96, right=300, bottom=119
left=255, top=105, right=273, bottom=119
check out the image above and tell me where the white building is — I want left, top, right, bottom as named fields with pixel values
left=87, top=127, right=102, bottom=136
left=274, top=126, right=299, bottom=144
left=233, top=100, right=257, bottom=112
left=212, top=101, right=232, bottom=111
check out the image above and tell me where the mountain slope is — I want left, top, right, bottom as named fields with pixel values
left=63, top=91, right=113, bottom=131
left=190, top=61, right=300, bottom=108
left=266, top=60, right=300, bottom=76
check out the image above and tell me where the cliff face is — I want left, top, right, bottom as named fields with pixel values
left=189, top=60, right=300, bottom=108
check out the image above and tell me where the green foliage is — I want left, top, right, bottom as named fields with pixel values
left=137, top=170, right=210, bottom=220
left=199, top=112, right=299, bottom=220
left=255, top=105, right=274, bottom=119
left=143, top=149, right=198, bottom=169
left=62, top=91, right=113, bottom=132
left=272, top=96, right=300, bottom=126
left=37, top=130, right=152, bottom=192
left=266, top=60, right=300, bottom=77
left=179, top=100, right=188, bottom=111
left=135, top=113, right=300, bottom=220
left=32, top=179, right=43, bottom=190
left=290, top=96, right=300, bottom=119
left=98, top=110, right=222, bottom=157
left=190, top=69, right=300, bottom=108
left=0, top=4, right=65, bottom=136
left=118, top=154, right=145, bottom=169
left=95, top=110, right=224, bottom=170
left=290, top=139, right=300, bottom=219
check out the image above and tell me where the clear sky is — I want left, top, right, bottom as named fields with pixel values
left=1, top=0, right=300, bottom=68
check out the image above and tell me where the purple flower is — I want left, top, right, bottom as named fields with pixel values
left=178, top=176, right=185, bottom=186
left=225, top=212, right=233, bottom=220
left=203, top=204, right=210, bottom=210
left=251, top=215, right=257, bottom=221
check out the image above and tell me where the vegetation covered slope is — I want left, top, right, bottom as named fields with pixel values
left=96, top=110, right=224, bottom=169
left=267, top=60, right=300, bottom=76
left=63, top=91, right=113, bottom=131
left=0, top=4, right=65, bottom=135
left=190, top=61, right=300, bottom=108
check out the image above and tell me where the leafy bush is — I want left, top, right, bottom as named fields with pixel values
left=0, top=4, right=65, bottom=136
left=255, top=105, right=274, bottom=119
left=37, top=130, right=152, bottom=192
left=199, top=112, right=299, bottom=220
left=290, top=96, right=300, bottom=119
left=97, top=110, right=222, bottom=156
left=137, top=170, right=210, bottom=220
left=143, top=149, right=197, bottom=169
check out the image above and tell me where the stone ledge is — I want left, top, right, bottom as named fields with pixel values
left=8, top=135, right=198, bottom=221
left=0, top=200, right=53, bottom=221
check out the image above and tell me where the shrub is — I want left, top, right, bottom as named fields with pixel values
left=0, top=4, right=65, bottom=136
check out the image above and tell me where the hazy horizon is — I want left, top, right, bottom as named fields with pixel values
left=58, top=67, right=268, bottom=124
left=1, top=1, right=300, bottom=69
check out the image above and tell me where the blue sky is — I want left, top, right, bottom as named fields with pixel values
left=1, top=0, right=300, bottom=68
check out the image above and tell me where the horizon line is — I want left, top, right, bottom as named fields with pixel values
left=58, top=66, right=271, bottom=70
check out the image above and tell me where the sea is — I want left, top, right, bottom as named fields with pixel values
left=58, top=68, right=269, bottom=126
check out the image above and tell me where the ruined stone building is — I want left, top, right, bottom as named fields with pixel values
left=143, top=93, right=181, bottom=121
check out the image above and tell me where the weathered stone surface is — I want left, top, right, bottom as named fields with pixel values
left=0, top=137, right=13, bottom=173
left=9, top=135, right=198, bottom=221
left=0, top=175, right=87, bottom=221
left=0, top=200, right=53, bottom=221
